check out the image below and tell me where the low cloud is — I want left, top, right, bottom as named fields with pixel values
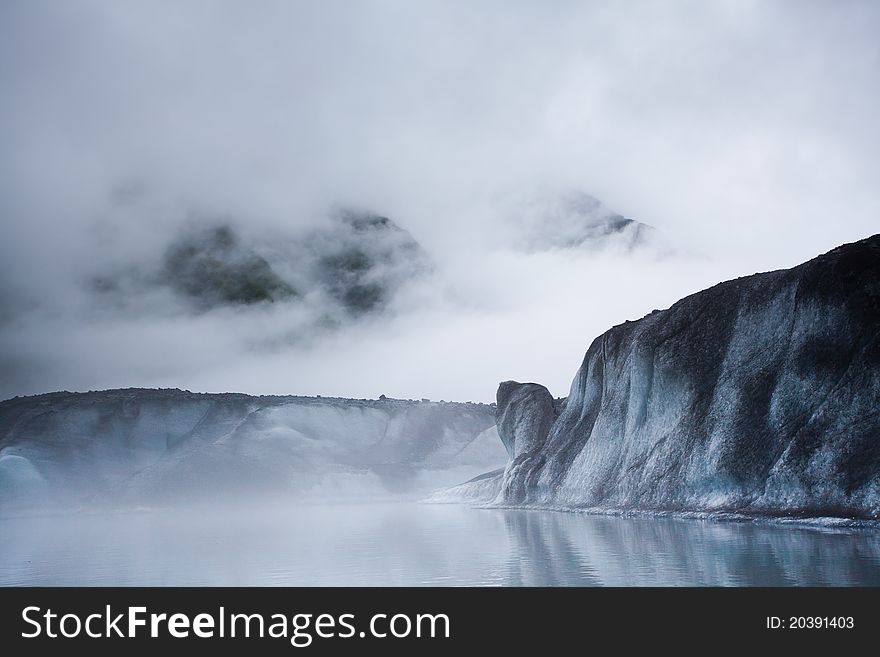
left=1, top=1, right=878, bottom=401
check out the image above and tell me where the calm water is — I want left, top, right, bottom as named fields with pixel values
left=1, top=503, right=879, bottom=586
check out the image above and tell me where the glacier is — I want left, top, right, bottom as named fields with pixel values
left=442, top=235, right=880, bottom=520
left=5, top=235, right=878, bottom=521
left=0, top=389, right=503, bottom=511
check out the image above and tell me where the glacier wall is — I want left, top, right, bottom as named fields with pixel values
left=0, top=390, right=502, bottom=510
left=493, top=235, right=880, bottom=519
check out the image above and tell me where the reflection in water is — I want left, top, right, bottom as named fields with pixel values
left=500, top=511, right=880, bottom=586
left=1, top=504, right=878, bottom=586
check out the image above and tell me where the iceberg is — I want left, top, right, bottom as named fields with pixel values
left=450, top=235, right=880, bottom=520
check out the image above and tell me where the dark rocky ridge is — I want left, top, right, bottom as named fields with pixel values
left=311, top=211, right=431, bottom=315
left=162, top=225, right=298, bottom=308
left=493, top=235, right=880, bottom=519
left=92, top=210, right=431, bottom=318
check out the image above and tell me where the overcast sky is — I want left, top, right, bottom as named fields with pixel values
left=1, top=0, right=878, bottom=402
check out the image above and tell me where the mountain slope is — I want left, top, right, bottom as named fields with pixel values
left=503, top=189, right=655, bottom=253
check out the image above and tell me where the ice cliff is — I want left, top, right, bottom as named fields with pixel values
left=449, top=235, right=880, bottom=519
left=0, top=390, right=502, bottom=510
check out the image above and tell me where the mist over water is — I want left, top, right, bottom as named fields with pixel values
left=2, top=3, right=879, bottom=591
left=2, top=504, right=879, bottom=587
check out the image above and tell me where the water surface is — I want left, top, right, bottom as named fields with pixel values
left=1, top=503, right=878, bottom=586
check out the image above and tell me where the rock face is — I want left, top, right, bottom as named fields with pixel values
left=0, top=389, right=503, bottom=510
left=495, top=235, right=880, bottom=519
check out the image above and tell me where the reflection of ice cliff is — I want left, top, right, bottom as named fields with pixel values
left=441, top=235, right=880, bottom=520
left=2, top=504, right=877, bottom=586
left=0, top=390, right=503, bottom=510
left=498, top=510, right=880, bottom=586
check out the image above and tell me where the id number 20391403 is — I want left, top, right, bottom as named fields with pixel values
left=766, top=616, right=854, bottom=630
